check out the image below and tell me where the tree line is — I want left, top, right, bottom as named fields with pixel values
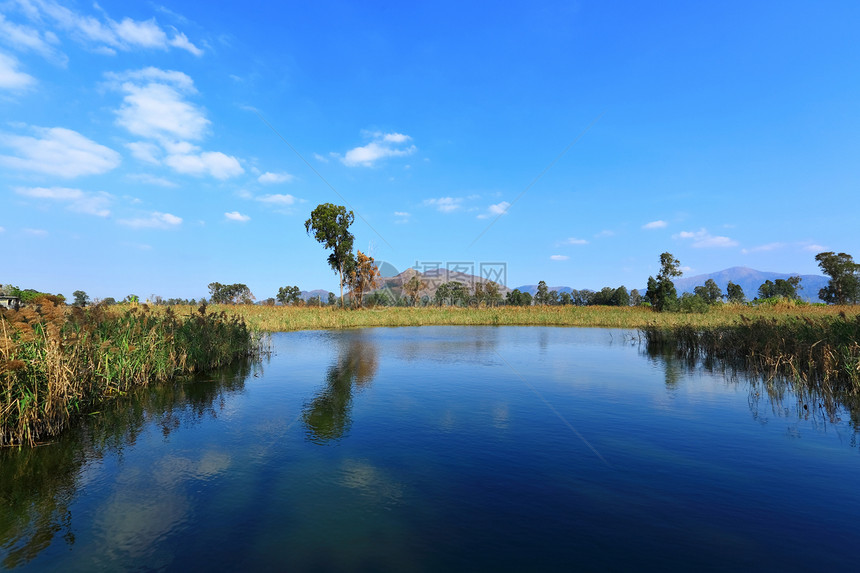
left=645, top=250, right=860, bottom=312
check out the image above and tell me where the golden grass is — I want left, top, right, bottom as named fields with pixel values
left=1, top=301, right=258, bottom=446
left=140, top=302, right=860, bottom=332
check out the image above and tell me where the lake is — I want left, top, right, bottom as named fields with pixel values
left=2, top=326, right=859, bottom=571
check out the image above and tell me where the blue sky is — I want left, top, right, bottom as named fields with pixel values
left=1, top=0, right=858, bottom=300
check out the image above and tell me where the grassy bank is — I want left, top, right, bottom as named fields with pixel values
left=197, top=302, right=860, bottom=332
left=642, top=313, right=860, bottom=389
left=1, top=301, right=258, bottom=446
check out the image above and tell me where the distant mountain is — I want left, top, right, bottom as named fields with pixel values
left=371, top=268, right=512, bottom=301
left=671, top=267, right=828, bottom=302
left=300, top=289, right=330, bottom=301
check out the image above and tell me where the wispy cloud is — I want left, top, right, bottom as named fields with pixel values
left=11, top=1, right=202, bottom=56
left=108, top=67, right=243, bottom=179
left=0, top=126, right=120, bottom=177
left=127, top=173, right=177, bottom=187
left=108, top=67, right=208, bottom=141
left=803, top=243, right=826, bottom=252
left=338, top=132, right=416, bottom=167
left=119, top=211, right=182, bottom=229
left=15, top=186, right=112, bottom=217
left=394, top=211, right=410, bottom=224
left=642, top=220, right=667, bottom=230
left=550, top=255, right=570, bottom=261
left=477, top=201, right=511, bottom=219
left=224, top=211, right=250, bottom=222
left=258, top=171, right=294, bottom=184
left=24, top=228, right=48, bottom=237
left=558, top=237, right=588, bottom=246
left=741, top=242, right=785, bottom=254
left=595, top=230, right=615, bottom=238
left=674, top=228, right=738, bottom=248
left=164, top=150, right=243, bottom=179
left=256, top=193, right=297, bottom=205
left=0, top=52, right=36, bottom=91
left=0, top=14, right=65, bottom=64
left=742, top=241, right=828, bottom=254
left=423, top=197, right=462, bottom=213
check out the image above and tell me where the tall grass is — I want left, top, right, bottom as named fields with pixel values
left=1, top=301, right=258, bottom=446
left=642, top=313, right=860, bottom=390
left=197, top=302, right=860, bottom=332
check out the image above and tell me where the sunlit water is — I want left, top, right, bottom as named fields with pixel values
left=2, top=327, right=859, bottom=571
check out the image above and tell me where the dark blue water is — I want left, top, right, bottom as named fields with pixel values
left=2, top=327, right=859, bottom=571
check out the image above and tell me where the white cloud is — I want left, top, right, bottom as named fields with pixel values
left=423, top=197, right=462, bottom=213
left=383, top=132, right=410, bottom=143
left=741, top=242, right=785, bottom=255
left=164, top=150, right=243, bottom=179
left=127, top=173, right=177, bottom=187
left=394, top=211, right=410, bottom=224
left=112, top=18, right=168, bottom=49
left=674, top=228, right=738, bottom=248
left=803, top=243, right=826, bottom=252
left=0, top=52, right=36, bottom=90
left=126, top=141, right=162, bottom=164
left=0, top=226, right=5, bottom=233
left=0, top=126, right=121, bottom=177
left=550, top=255, right=570, bottom=261
left=256, top=193, right=297, bottom=205
left=595, top=230, right=615, bottom=238
left=642, top=220, right=667, bottom=230
left=224, top=211, right=250, bottom=222
left=108, top=68, right=243, bottom=179
left=560, top=237, right=588, bottom=245
left=119, top=211, right=182, bottom=229
left=0, top=15, right=64, bottom=63
left=15, top=185, right=114, bottom=217
left=477, top=201, right=511, bottom=219
left=16, top=1, right=202, bottom=56
left=339, top=132, right=416, bottom=167
left=24, top=228, right=48, bottom=236
left=313, top=153, right=329, bottom=163
left=109, top=68, right=208, bottom=141
left=169, top=32, right=203, bottom=56
left=258, top=171, right=294, bottom=184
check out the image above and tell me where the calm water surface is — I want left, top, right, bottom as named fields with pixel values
left=2, top=326, right=859, bottom=571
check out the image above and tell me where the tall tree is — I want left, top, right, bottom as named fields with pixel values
left=72, top=290, right=89, bottom=307
left=485, top=281, right=502, bottom=307
left=305, top=204, right=355, bottom=308
left=277, top=285, right=302, bottom=305
left=348, top=251, right=382, bottom=309
left=725, top=281, right=746, bottom=304
left=646, top=252, right=682, bottom=311
left=757, top=276, right=801, bottom=300
left=403, top=275, right=426, bottom=307
left=208, top=282, right=255, bottom=304
left=694, top=279, right=722, bottom=304
left=534, top=281, right=550, bottom=305
left=815, top=251, right=860, bottom=305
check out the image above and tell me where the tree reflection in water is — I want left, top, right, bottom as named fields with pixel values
left=302, top=333, right=379, bottom=444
